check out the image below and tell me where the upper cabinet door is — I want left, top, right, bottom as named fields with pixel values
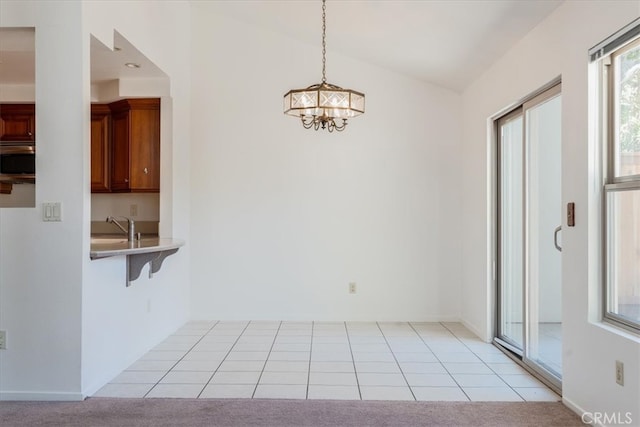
left=129, top=105, right=160, bottom=192
left=0, top=104, right=35, bottom=142
left=107, top=98, right=160, bottom=193
left=91, top=104, right=111, bottom=192
left=91, top=99, right=161, bottom=194
left=109, top=108, right=132, bottom=192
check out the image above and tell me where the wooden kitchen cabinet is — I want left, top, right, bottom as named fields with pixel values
left=91, top=104, right=111, bottom=192
left=0, top=104, right=35, bottom=142
left=108, top=98, right=160, bottom=192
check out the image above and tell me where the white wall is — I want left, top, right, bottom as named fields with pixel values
left=0, top=0, right=85, bottom=400
left=461, top=0, right=640, bottom=422
left=0, top=0, right=192, bottom=399
left=189, top=5, right=463, bottom=321
left=81, top=1, right=192, bottom=396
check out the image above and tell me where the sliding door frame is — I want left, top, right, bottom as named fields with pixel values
left=492, top=78, right=563, bottom=394
left=495, top=106, right=524, bottom=356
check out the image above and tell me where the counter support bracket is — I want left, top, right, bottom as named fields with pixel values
left=126, top=248, right=179, bottom=287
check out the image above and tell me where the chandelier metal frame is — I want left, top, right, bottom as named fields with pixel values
left=283, top=0, right=365, bottom=132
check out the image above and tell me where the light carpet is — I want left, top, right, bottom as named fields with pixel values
left=0, top=398, right=583, bottom=426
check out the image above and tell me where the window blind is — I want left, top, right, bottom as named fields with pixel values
left=589, top=17, right=640, bottom=62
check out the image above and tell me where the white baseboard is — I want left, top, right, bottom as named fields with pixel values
left=0, top=391, right=84, bottom=401
left=413, top=316, right=462, bottom=323
left=562, top=396, right=601, bottom=427
left=461, top=317, right=489, bottom=342
left=188, top=316, right=464, bottom=323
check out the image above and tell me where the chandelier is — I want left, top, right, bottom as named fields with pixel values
left=283, top=0, right=365, bottom=132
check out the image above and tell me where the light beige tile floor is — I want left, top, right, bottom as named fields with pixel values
left=93, top=321, right=561, bottom=402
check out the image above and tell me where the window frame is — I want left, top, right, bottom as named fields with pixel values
left=599, top=24, right=640, bottom=334
left=608, top=37, right=640, bottom=184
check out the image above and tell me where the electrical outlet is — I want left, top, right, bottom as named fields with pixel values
left=616, top=360, right=624, bottom=386
left=349, top=282, right=357, bottom=294
left=130, top=204, right=138, bottom=217
left=0, top=330, right=6, bottom=350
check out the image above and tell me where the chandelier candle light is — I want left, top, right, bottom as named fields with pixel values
left=283, top=0, right=365, bottom=132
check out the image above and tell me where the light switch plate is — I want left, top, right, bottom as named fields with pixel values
left=42, top=202, right=62, bottom=222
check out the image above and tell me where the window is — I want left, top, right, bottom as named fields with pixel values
left=593, top=19, right=640, bottom=333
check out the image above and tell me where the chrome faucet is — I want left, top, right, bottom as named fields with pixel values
left=106, top=216, right=136, bottom=242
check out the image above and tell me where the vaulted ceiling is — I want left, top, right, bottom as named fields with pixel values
left=207, top=0, right=563, bottom=91
left=0, top=1, right=563, bottom=92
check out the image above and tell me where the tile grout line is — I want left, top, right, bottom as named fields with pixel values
left=195, top=321, right=252, bottom=399
left=344, top=321, right=363, bottom=400
left=117, top=321, right=552, bottom=402
left=251, top=321, right=283, bottom=399
left=438, top=322, right=551, bottom=401
left=375, top=322, right=416, bottom=401
left=438, top=322, right=519, bottom=396
left=143, top=320, right=220, bottom=398
left=408, top=322, right=471, bottom=402
left=305, top=321, right=315, bottom=399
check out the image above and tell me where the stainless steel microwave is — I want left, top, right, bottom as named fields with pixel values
left=0, top=143, right=35, bottom=183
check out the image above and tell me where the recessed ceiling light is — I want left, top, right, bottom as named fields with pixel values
left=124, top=62, right=140, bottom=69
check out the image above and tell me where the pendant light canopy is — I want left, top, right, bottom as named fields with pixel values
left=283, top=0, right=365, bottom=132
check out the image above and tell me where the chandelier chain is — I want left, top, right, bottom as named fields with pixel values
left=321, top=0, right=326, bottom=83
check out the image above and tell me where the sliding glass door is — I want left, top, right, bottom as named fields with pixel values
left=496, top=83, right=562, bottom=389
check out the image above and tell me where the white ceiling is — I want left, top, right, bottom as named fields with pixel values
left=0, top=28, right=166, bottom=86
left=207, top=0, right=563, bottom=91
left=0, top=1, right=563, bottom=91
left=90, top=31, right=167, bottom=84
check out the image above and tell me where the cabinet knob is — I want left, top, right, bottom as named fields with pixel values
left=124, top=178, right=129, bottom=183
left=144, top=167, right=148, bottom=174
left=28, top=131, right=33, bottom=136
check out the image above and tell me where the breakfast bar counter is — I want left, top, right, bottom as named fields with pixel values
left=90, top=237, right=185, bottom=286
left=90, top=237, right=184, bottom=259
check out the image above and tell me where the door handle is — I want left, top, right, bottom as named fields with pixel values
left=554, top=225, right=562, bottom=252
